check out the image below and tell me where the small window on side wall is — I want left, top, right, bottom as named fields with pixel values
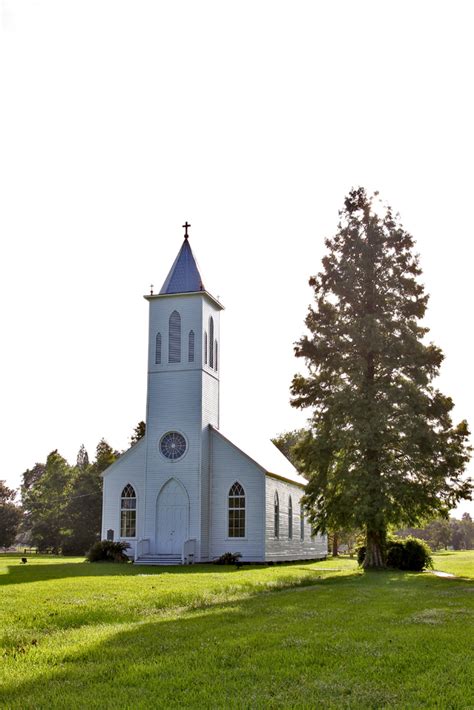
left=288, top=496, right=293, bottom=540
left=274, top=491, right=279, bottom=538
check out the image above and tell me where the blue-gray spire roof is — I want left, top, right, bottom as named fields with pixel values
left=159, top=238, right=204, bottom=295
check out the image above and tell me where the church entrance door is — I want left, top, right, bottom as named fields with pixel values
left=156, top=479, right=188, bottom=555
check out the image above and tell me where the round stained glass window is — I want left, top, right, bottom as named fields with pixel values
left=160, top=432, right=187, bottom=460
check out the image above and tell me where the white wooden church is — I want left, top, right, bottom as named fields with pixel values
left=101, top=227, right=327, bottom=564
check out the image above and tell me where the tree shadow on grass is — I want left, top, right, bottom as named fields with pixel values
left=2, top=572, right=473, bottom=710
left=0, top=559, right=240, bottom=587
left=0, top=556, right=342, bottom=587
left=1, top=571, right=355, bottom=640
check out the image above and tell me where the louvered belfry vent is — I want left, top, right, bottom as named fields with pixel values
left=209, top=316, right=214, bottom=368
left=155, top=333, right=162, bottom=365
left=188, top=330, right=195, bottom=362
left=169, top=310, right=181, bottom=363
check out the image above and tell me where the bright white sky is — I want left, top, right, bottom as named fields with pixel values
left=1, top=1, right=472, bottom=516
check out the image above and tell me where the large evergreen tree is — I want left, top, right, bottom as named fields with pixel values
left=291, top=188, right=472, bottom=568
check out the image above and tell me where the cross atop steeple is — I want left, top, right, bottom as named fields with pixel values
left=182, top=221, right=191, bottom=239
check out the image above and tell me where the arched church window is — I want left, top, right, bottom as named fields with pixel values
left=228, top=482, right=245, bottom=538
left=300, top=502, right=305, bottom=541
left=155, top=333, right=162, bottom=365
left=274, top=491, right=280, bottom=538
left=120, top=484, right=136, bottom=538
left=188, top=330, right=195, bottom=363
left=215, top=340, right=218, bottom=371
left=204, top=331, right=208, bottom=365
left=209, top=316, right=214, bottom=368
left=169, top=310, right=181, bottom=363
left=288, top=496, right=293, bottom=539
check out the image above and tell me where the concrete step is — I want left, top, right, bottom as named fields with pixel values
left=135, top=555, right=182, bottom=566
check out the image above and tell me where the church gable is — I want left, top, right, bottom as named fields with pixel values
left=101, top=435, right=146, bottom=479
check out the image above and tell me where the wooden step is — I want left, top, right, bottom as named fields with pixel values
left=135, top=555, right=182, bottom=566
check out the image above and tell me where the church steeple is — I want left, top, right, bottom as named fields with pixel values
left=160, top=224, right=204, bottom=295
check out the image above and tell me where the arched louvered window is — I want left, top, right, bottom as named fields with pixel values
left=209, top=316, right=214, bottom=368
left=228, top=482, right=245, bottom=538
left=274, top=491, right=280, bottom=538
left=300, top=502, right=305, bottom=541
left=155, top=333, right=162, bottom=365
left=120, top=484, right=136, bottom=537
left=188, top=330, right=195, bottom=363
left=204, top=331, right=208, bottom=365
left=215, top=340, right=218, bottom=371
left=288, top=496, right=293, bottom=539
left=168, top=310, right=181, bottom=363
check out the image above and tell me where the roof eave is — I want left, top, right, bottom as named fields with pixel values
left=144, top=290, right=224, bottom=310
left=265, top=470, right=307, bottom=488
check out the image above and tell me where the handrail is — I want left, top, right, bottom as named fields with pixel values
left=135, top=538, right=150, bottom=561
left=182, top=538, right=196, bottom=564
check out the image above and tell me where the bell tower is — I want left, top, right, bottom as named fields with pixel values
left=142, top=224, right=224, bottom=560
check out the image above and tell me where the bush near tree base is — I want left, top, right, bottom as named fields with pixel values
left=87, top=540, right=130, bottom=562
left=357, top=536, right=433, bottom=571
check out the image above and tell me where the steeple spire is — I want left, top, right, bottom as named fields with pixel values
left=159, top=225, right=204, bottom=294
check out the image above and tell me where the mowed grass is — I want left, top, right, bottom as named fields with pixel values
left=1, top=553, right=473, bottom=709
left=432, top=550, right=474, bottom=578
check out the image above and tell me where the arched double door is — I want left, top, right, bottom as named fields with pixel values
left=156, top=479, right=189, bottom=555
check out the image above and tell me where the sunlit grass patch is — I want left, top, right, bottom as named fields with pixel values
left=432, top=549, right=474, bottom=578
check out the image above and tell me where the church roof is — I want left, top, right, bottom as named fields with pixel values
left=160, top=238, right=204, bottom=295
left=211, top=427, right=308, bottom=487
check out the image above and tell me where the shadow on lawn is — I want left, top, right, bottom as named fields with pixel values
left=0, top=557, right=347, bottom=587
left=0, top=559, right=231, bottom=587
left=0, top=568, right=360, bottom=640
left=2, top=572, right=472, bottom=709
left=0, top=574, right=380, bottom=705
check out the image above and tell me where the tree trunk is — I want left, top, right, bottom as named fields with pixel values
left=332, top=533, right=339, bottom=557
left=363, top=528, right=386, bottom=569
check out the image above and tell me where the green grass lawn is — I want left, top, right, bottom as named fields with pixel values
left=431, top=550, right=474, bottom=578
left=1, top=553, right=473, bottom=709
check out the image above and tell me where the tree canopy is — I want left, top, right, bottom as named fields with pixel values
left=0, top=481, right=22, bottom=548
left=130, top=421, right=146, bottom=447
left=21, top=438, right=119, bottom=554
left=291, top=188, right=472, bottom=568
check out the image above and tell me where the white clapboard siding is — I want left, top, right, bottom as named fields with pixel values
left=264, top=476, right=328, bottom=561
left=209, top=428, right=266, bottom=561
left=101, top=437, right=147, bottom=558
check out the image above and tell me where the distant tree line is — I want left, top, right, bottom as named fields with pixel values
left=396, top=514, right=474, bottom=551
left=1, top=422, right=145, bottom=553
